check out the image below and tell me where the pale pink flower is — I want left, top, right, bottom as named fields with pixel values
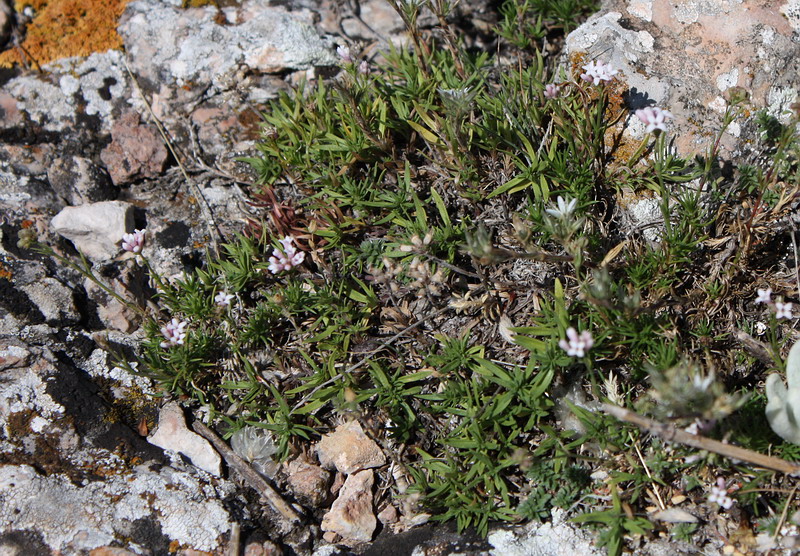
left=214, top=291, right=234, bottom=306
left=336, top=45, right=353, bottom=63
left=755, top=287, right=772, bottom=304
left=160, top=318, right=188, bottom=348
left=580, top=60, right=618, bottom=86
left=559, top=327, right=594, bottom=357
left=635, top=106, right=673, bottom=133
left=121, top=229, right=145, bottom=254
left=268, top=236, right=305, bottom=274
left=544, top=83, right=560, bottom=99
left=708, top=477, right=734, bottom=509
left=775, top=302, right=794, bottom=320
left=358, top=60, right=370, bottom=75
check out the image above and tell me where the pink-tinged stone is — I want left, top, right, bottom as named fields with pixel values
left=284, top=458, right=330, bottom=507
left=89, top=548, right=139, bottom=556
left=321, top=469, right=376, bottom=545
left=377, top=503, right=399, bottom=525
left=315, top=420, right=386, bottom=474
left=100, top=111, right=168, bottom=185
left=566, top=0, right=800, bottom=158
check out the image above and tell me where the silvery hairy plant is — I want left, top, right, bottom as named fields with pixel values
left=766, top=341, right=800, bottom=444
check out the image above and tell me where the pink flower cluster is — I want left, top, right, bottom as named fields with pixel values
left=160, top=318, right=188, bottom=348
left=580, top=60, right=618, bottom=86
left=544, top=83, right=561, bottom=99
left=268, top=236, right=305, bottom=274
left=756, top=287, right=794, bottom=320
left=559, top=327, right=594, bottom=357
left=708, top=477, right=734, bottom=509
left=635, top=106, right=673, bottom=133
left=122, top=229, right=145, bottom=254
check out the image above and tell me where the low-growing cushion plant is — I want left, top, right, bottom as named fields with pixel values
left=28, top=0, right=800, bottom=552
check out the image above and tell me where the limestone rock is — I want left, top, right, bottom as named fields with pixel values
left=18, top=277, right=80, bottom=326
left=47, top=156, right=115, bottom=206
left=100, top=111, right=169, bottom=185
left=148, top=401, right=222, bottom=476
left=320, top=469, right=376, bottom=545
left=51, top=201, right=134, bottom=261
left=120, top=0, right=337, bottom=91
left=315, top=420, right=386, bottom=474
left=285, top=458, right=330, bottom=507
left=565, top=0, right=800, bottom=158
left=487, top=508, right=602, bottom=556
left=0, top=464, right=231, bottom=554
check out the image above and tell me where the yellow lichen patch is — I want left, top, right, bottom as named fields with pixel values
left=0, top=0, right=129, bottom=68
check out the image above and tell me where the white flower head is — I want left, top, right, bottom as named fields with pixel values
left=635, top=106, right=674, bottom=134
left=160, top=318, right=188, bottom=348
left=121, top=229, right=145, bottom=254
left=580, top=60, right=618, bottom=86
left=708, top=477, right=734, bottom=509
left=775, top=301, right=794, bottom=320
left=214, top=291, right=234, bottom=306
left=545, top=195, right=578, bottom=219
left=358, top=60, right=370, bottom=75
left=755, top=287, right=772, bottom=304
left=268, top=236, right=305, bottom=274
left=559, top=327, right=594, bottom=357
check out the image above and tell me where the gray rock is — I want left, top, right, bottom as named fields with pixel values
left=50, top=201, right=134, bottom=261
left=0, top=170, right=60, bottom=214
left=487, top=508, right=602, bottom=556
left=50, top=50, right=130, bottom=121
left=0, top=348, right=66, bottom=425
left=47, top=156, right=115, bottom=205
left=321, top=469, right=376, bottom=545
left=565, top=0, right=800, bottom=157
left=0, top=463, right=232, bottom=554
left=120, top=0, right=337, bottom=92
left=148, top=401, right=222, bottom=476
left=18, top=277, right=80, bottom=326
left=316, top=420, right=386, bottom=474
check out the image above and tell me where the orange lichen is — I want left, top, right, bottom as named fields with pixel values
left=0, top=0, right=129, bottom=68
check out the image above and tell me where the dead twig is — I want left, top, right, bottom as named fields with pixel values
left=123, top=57, right=223, bottom=256
left=732, top=328, right=775, bottom=367
left=191, top=420, right=302, bottom=531
left=602, top=404, right=800, bottom=476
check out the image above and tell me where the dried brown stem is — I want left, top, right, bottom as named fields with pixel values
left=602, top=404, right=800, bottom=476
left=191, top=421, right=302, bottom=530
